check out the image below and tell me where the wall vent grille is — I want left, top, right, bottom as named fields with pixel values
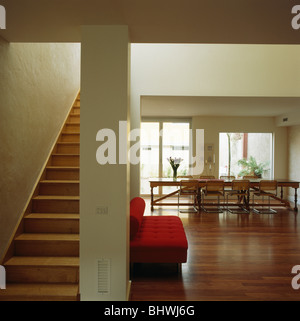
left=97, top=259, right=111, bottom=294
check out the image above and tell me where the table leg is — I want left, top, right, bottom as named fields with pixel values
left=246, top=190, right=250, bottom=211
left=197, top=188, right=202, bottom=211
left=151, top=187, right=154, bottom=211
left=295, top=188, right=298, bottom=212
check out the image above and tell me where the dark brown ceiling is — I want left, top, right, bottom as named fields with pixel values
left=0, top=0, right=300, bottom=43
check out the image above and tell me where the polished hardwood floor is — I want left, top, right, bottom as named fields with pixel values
left=129, top=197, right=300, bottom=301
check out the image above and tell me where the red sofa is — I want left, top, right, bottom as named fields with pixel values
left=130, top=197, right=188, bottom=268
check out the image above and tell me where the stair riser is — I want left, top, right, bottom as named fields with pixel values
left=51, top=155, right=79, bottom=167
left=73, top=101, right=80, bottom=107
left=71, top=109, right=80, bottom=116
left=24, top=218, right=79, bottom=234
left=60, top=134, right=80, bottom=142
left=39, top=183, right=79, bottom=196
left=6, top=266, right=79, bottom=284
left=67, top=115, right=80, bottom=124
left=15, top=241, right=79, bottom=257
left=63, top=124, right=80, bottom=134
left=32, top=199, right=79, bottom=213
left=46, top=169, right=79, bottom=180
left=56, top=144, right=80, bottom=154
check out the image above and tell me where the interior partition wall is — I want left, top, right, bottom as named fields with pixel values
left=80, top=26, right=130, bottom=301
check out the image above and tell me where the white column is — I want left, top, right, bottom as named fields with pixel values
left=130, top=93, right=141, bottom=199
left=80, top=26, right=130, bottom=301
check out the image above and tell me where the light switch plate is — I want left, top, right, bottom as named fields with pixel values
left=96, top=206, right=108, bottom=215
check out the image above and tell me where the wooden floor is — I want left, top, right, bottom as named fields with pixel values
left=129, top=197, right=300, bottom=301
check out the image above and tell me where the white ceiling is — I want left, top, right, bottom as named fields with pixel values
left=0, top=0, right=299, bottom=43
left=141, top=96, right=300, bottom=117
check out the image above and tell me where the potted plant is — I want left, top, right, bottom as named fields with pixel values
left=237, top=156, right=269, bottom=178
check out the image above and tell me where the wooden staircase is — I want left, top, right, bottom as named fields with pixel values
left=0, top=93, right=80, bottom=301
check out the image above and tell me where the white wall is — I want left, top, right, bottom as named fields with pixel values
left=288, top=125, right=300, bottom=204
left=131, top=44, right=300, bottom=97
left=0, top=39, right=81, bottom=259
left=276, top=109, right=300, bottom=127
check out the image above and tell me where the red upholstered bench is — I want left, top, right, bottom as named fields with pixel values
left=130, top=197, right=188, bottom=270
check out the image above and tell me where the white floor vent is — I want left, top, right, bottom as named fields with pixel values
left=97, top=259, right=111, bottom=295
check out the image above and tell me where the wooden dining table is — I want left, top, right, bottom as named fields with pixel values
left=149, top=178, right=299, bottom=212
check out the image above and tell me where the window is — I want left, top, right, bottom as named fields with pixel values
left=219, top=133, right=273, bottom=179
left=140, top=122, right=160, bottom=195
left=140, top=120, right=191, bottom=195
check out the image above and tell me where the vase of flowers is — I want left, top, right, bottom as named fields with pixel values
left=167, top=157, right=183, bottom=180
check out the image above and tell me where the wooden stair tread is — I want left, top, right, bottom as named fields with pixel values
left=52, top=154, right=79, bottom=156
left=57, top=141, right=80, bottom=144
left=26, top=213, right=79, bottom=219
left=0, top=283, right=79, bottom=301
left=15, top=233, right=79, bottom=241
left=63, top=128, right=80, bottom=131
left=46, top=166, right=80, bottom=170
left=5, top=256, right=79, bottom=267
left=40, top=180, right=80, bottom=183
left=47, top=165, right=80, bottom=168
left=63, top=127, right=80, bottom=129
left=33, top=195, right=80, bottom=200
left=60, top=133, right=80, bottom=136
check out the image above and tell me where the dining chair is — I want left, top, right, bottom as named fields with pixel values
left=226, top=180, right=250, bottom=214
left=242, top=175, right=258, bottom=192
left=178, top=180, right=200, bottom=213
left=252, top=180, right=278, bottom=214
left=220, top=175, right=235, bottom=180
left=177, top=175, right=193, bottom=179
left=201, top=180, right=225, bottom=213
left=220, top=176, right=236, bottom=193
left=199, top=175, right=215, bottom=179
